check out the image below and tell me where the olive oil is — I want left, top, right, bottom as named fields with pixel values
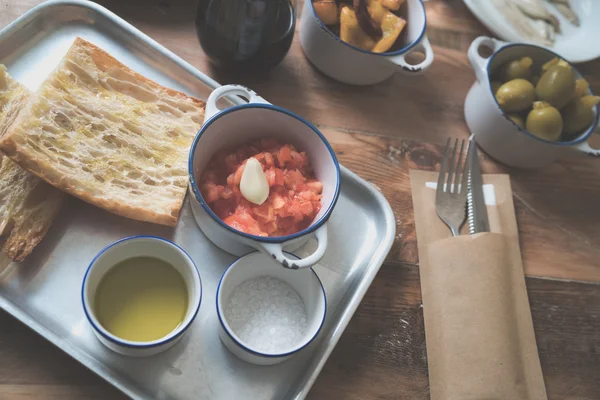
left=94, top=257, right=188, bottom=342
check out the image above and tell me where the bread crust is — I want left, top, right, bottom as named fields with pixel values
left=0, top=38, right=205, bottom=227
left=78, top=38, right=206, bottom=111
left=0, top=158, right=65, bottom=262
left=0, top=66, right=65, bottom=262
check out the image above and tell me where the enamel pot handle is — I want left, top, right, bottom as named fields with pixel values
left=467, top=36, right=507, bottom=83
left=256, top=225, right=328, bottom=270
left=387, top=36, right=434, bottom=74
left=205, top=85, right=270, bottom=120
left=572, top=124, right=600, bottom=157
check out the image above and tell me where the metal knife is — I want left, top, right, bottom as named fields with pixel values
left=467, top=140, right=490, bottom=234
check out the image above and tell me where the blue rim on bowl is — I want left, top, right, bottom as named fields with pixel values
left=307, top=0, right=427, bottom=57
left=188, top=103, right=341, bottom=244
left=486, top=42, right=599, bottom=146
left=215, top=252, right=327, bottom=358
left=81, top=235, right=202, bottom=349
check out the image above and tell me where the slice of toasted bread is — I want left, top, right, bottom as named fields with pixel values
left=0, top=66, right=64, bottom=262
left=0, top=155, right=64, bottom=261
left=0, top=38, right=205, bottom=226
left=0, top=65, right=29, bottom=139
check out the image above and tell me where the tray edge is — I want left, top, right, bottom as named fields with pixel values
left=288, top=165, right=396, bottom=400
left=0, top=296, right=148, bottom=399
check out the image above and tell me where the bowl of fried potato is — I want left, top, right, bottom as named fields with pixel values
left=299, top=0, right=433, bottom=85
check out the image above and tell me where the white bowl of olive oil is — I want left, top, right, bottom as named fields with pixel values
left=82, top=236, right=202, bottom=357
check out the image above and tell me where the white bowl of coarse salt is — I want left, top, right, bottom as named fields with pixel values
left=216, top=252, right=326, bottom=365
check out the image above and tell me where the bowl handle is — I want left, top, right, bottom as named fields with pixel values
left=257, top=225, right=328, bottom=270
left=205, top=85, right=270, bottom=120
left=572, top=126, right=600, bottom=157
left=468, top=36, right=506, bottom=83
left=386, top=36, right=434, bottom=74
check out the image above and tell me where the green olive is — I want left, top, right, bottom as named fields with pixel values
left=495, top=79, right=536, bottom=112
left=561, top=95, right=600, bottom=136
left=574, top=78, right=590, bottom=98
left=526, top=101, right=563, bottom=141
left=506, top=113, right=525, bottom=128
left=541, top=57, right=560, bottom=74
left=535, top=60, right=576, bottom=109
left=490, top=81, right=502, bottom=95
left=499, top=57, right=533, bottom=82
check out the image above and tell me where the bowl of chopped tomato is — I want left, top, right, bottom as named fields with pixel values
left=189, top=85, right=340, bottom=270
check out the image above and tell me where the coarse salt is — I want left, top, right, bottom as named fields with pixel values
left=224, top=276, right=307, bottom=354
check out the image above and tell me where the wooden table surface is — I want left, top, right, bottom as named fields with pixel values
left=1, top=0, right=599, bottom=399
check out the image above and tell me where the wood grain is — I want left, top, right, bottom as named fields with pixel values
left=0, top=0, right=599, bottom=399
left=310, top=262, right=600, bottom=400
left=322, top=128, right=600, bottom=282
left=0, top=310, right=127, bottom=400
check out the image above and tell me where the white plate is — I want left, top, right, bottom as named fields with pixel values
left=463, top=0, right=600, bottom=63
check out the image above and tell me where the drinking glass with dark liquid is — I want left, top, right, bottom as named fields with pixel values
left=196, top=0, right=297, bottom=70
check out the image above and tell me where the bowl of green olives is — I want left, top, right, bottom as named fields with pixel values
left=465, top=36, right=599, bottom=169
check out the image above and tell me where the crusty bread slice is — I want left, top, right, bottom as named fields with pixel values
left=0, top=38, right=205, bottom=226
left=0, top=65, right=64, bottom=262
left=0, top=155, right=64, bottom=261
left=0, top=65, right=29, bottom=139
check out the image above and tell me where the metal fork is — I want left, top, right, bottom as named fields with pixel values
left=435, top=138, right=471, bottom=236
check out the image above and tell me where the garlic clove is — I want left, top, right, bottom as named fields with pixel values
left=240, top=157, right=269, bottom=205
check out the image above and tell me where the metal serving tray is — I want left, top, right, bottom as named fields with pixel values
left=0, top=1, right=396, bottom=399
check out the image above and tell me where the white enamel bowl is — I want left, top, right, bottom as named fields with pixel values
left=189, top=84, right=340, bottom=270
left=299, top=0, right=434, bottom=85
left=216, top=252, right=326, bottom=365
left=82, top=236, right=202, bottom=357
left=465, top=36, right=600, bottom=168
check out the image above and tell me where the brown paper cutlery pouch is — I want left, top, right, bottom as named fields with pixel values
left=410, top=170, right=547, bottom=400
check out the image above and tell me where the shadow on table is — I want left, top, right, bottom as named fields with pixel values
left=94, top=0, right=199, bottom=26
